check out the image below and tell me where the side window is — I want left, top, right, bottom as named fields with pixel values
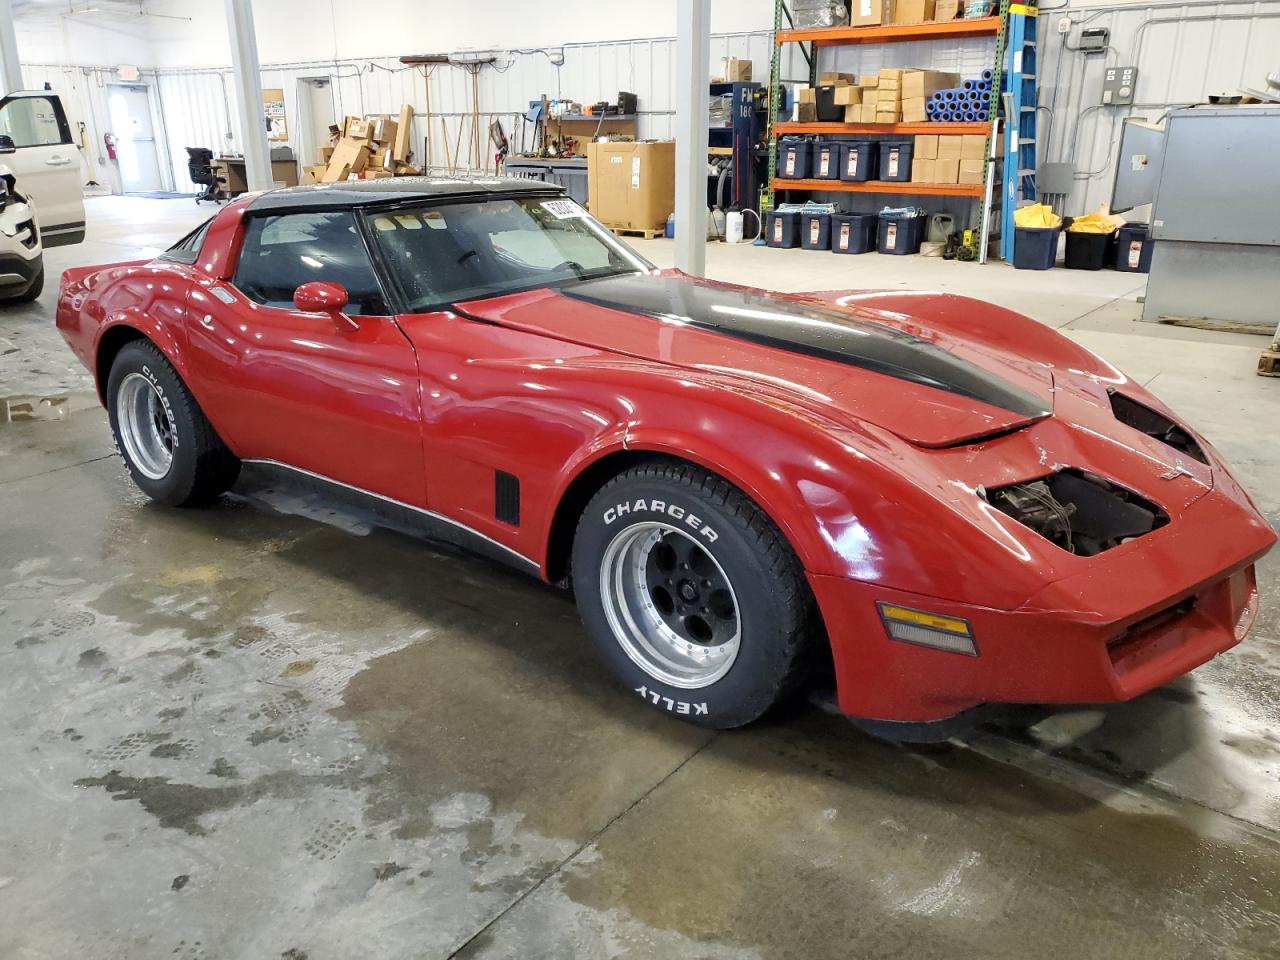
left=0, top=95, right=72, bottom=148
left=162, top=218, right=214, bottom=264
left=232, top=211, right=389, bottom=316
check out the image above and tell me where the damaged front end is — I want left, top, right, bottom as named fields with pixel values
left=984, top=469, right=1169, bottom=557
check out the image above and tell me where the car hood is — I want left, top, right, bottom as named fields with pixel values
left=454, top=272, right=1056, bottom=447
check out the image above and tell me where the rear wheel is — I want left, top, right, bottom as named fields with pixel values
left=106, top=340, right=240, bottom=506
left=572, top=460, right=817, bottom=728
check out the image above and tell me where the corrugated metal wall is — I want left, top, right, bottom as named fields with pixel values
left=1039, top=0, right=1280, bottom=213
left=24, top=0, right=1280, bottom=211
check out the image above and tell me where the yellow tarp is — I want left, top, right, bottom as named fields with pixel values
left=1066, top=206, right=1125, bottom=234
left=1012, top=203, right=1061, bottom=229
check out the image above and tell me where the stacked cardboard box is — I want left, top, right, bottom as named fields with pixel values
left=304, top=104, right=419, bottom=184
left=849, top=0, right=962, bottom=25
left=911, top=133, right=987, bottom=183
left=900, top=69, right=961, bottom=123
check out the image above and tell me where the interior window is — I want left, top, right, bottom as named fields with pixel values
left=0, top=95, right=70, bottom=147
left=232, top=211, right=389, bottom=316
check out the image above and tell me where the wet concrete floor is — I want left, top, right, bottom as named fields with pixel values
left=1, top=198, right=1278, bottom=958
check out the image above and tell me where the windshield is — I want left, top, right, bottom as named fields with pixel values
left=366, top=195, right=654, bottom=311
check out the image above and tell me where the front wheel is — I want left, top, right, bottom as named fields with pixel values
left=572, top=460, right=818, bottom=729
left=106, top=340, right=240, bottom=506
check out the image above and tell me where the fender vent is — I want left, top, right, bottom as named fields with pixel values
left=1108, top=390, right=1207, bottom=464
left=495, top=471, right=520, bottom=526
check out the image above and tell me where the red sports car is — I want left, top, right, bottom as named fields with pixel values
left=56, top=178, right=1274, bottom=736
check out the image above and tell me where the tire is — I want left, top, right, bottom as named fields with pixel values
left=572, top=459, right=817, bottom=729
left=106, top=340, right=240, bottom=506
left=2, top=262, right=42, bottom=304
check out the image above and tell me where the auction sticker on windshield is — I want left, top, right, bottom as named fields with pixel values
left=541, top=199, right=585, bottom=219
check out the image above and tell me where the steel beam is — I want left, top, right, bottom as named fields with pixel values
left=223, top=0, right=273, bottom=192
left=674, top=0, right=710, bottom=275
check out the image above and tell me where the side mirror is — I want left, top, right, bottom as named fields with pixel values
left=0, top=135, right=15, bottom=155
left=293, top=281, right=349, bottom=316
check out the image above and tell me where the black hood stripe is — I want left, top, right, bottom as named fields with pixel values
left=560, top=274, right=1051, bottom=419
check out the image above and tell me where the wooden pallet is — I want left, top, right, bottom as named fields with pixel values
left=1257, top=349, right=1280, bottom=377
left=606, top=225, right=664, bottom=240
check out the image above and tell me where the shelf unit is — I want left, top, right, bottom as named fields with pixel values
left=774, top=120, right=988, bottom=136
left=765, top=3, right=1036, bottom=261
left=771, top=177, right=984, bottom=197
left=774, top=16, right=1001, bottom=46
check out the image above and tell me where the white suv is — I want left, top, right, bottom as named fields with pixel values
left=0, top=148, right=42, bottom=303
left=0, top=91, right=86, bottom=304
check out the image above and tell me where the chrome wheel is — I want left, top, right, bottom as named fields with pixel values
left=599, top=521, right=741, bottom=689
left=116, top=372, right=174, bottom=481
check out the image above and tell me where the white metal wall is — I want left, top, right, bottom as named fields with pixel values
left=1039, top=0, right=1280, bottom=213
left=24, top=1, right=1280, bottom=210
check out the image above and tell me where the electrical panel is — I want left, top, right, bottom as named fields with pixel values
left=1102, top=66, right=1138, bottom=106
left=1079, top=27, right=1110, bottom=53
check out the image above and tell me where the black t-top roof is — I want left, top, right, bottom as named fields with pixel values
left=246, top=176, right=565, bottom=212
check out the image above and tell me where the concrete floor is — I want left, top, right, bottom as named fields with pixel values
left=2, top=197, right=1280, bottom=959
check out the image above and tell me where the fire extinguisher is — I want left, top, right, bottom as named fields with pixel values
left=104, top=132, right=118, bottom=161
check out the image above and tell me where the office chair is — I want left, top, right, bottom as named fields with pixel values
left=186, top=147, right=225, bottom=204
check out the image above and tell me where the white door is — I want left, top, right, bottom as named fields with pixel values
left=107, top=84, right=164, bottom=194
left=0, top=92, right=86, bottom=247
left=296, top=77, right=334, bottom=170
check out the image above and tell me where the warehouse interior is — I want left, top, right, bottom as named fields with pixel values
left=2, top=1, right=1280, bottom=957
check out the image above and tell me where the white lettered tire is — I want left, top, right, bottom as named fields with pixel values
left=572, top=459, right=817, bottom=728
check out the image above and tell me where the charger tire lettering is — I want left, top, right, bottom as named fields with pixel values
left=635, top=685, right=708, bottom=716
left=604, top=499, right=719, bottom=543
left=140, top=364, right=178, bottom=448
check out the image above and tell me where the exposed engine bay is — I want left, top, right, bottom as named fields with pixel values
left=985, top=469, right=1169, bottom=556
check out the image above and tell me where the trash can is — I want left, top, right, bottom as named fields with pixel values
left=877, top=140, right=914, bottom=182
left=812, top=141, right=841, bottom=180
left=766, top=210, right=801, bottom=248
left=1064, top=230, right=1115, bottom=270
left=777, top=139, right=812, bottom=179
left=838, top=141, right=877, bottom=182
left=1013, top=226, right=1060, bottom=270
left=830, top=213, right=878, bottom=254
left=877, top=212, right=926, bottom=255
left=801, top=211, right=832, bottom=250
left=1114, top=222, right=1153, bottom=273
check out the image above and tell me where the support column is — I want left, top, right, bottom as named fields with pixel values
left=223, top=0, right=272, bottom=192
left=674, top=0, right=710, bottom=276
left=0, top=0, right=25, bottom=97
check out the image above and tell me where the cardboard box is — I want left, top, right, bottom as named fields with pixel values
left=915, top=134, right=939, bottom=159
left=875, top=88, right=901, bottom=105
left=878, top=68, right=905, bottom=83
left=958, top=157, right=985, bottom=184
left=851, top=0, right=895, bottom=26
left=859, top=74, right=879, bottom=88
left=370, top=117, right=398, bottom=145
left=901, top=70, right=961, bottom=100
left=797, top=86, right=817, bottom=103
left=318, top=145, right=334, bottom=163
left=861, top=103, right=878, bottom=123
left=961, top=134, right=988, bottom=159
left=893, top=0, right=935, bottom=24
left=719, top=57, right=752, bottom=82
left=793, top=102, right=818, bottom=122
left=322, top=138, right=370, bottom=182
left=345, top=117, right=373, bottom=140
left=936, top=135, right=963, bottom=160
left=834, top=86, right=862, bottom=105
left=362, top=169, right=394, bottom=180
left=393, top=104, right=414, bottom=162
left=302, top=164, right=327, bottom=185
left=934, top=157, right=960, bottom=183
left=934, top=0, right=960, bottom=19
left=901, top=97, right=927, bottom=123
left=911, top=157, right=936, bottom=182
left=820, top=71, right=854, bottom=85
left=587, top=140, right=675, bottom=231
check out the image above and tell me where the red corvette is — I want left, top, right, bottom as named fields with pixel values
left=56, top=178, right=1274, bottom=735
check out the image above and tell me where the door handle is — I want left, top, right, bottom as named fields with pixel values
left=46, top=156, right=72, bottom=166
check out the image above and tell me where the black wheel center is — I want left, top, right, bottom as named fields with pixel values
left=678, top=580, right=700, bottom=603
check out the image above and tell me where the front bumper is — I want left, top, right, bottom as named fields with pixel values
left=811, top=482, right=1274, bottom=723
left=0, top=200, right=42, bottom=296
